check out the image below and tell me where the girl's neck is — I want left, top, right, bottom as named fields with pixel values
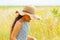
left=18, top=17, right=25, bottom=23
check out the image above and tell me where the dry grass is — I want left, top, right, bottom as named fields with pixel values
left=0, top=6, right=60, bottom=40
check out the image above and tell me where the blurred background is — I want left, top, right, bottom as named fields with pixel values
left=0, top=6, right=60, bottom=40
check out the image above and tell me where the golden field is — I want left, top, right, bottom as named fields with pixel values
left=0, top=6, right=60, bottom=40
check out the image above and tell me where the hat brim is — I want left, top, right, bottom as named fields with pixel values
left=24, top=13, right=41, bottom=20
left=18, top=11, right=41, bottom=20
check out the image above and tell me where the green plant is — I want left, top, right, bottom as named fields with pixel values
left=52, top=8, right=60, bottom=17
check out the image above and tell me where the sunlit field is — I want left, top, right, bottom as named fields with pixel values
left=0, top=6, right=60, bottom=40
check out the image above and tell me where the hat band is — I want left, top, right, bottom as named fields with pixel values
left=22, top=10, right=33, bottom=14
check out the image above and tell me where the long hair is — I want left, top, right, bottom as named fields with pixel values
left=11, top=14, right=23, bottom=33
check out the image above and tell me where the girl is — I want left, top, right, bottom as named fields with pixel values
left=10, top=6, right=40, bottom=40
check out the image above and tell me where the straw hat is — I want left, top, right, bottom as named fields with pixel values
left=22, top=6, right=35, bottom=14
left=18, top=5, right=41, bottom=20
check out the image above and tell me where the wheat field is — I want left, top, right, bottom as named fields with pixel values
left=0, top=6, right=60, bottom=40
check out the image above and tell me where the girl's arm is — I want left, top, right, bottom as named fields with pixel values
left=11, top=21, right=22, bottom=40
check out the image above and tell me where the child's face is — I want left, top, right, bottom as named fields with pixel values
left=24, top=14, right=31, bottom=22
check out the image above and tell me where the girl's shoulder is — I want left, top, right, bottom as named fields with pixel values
left=16, top=21, right=22, bottom=25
